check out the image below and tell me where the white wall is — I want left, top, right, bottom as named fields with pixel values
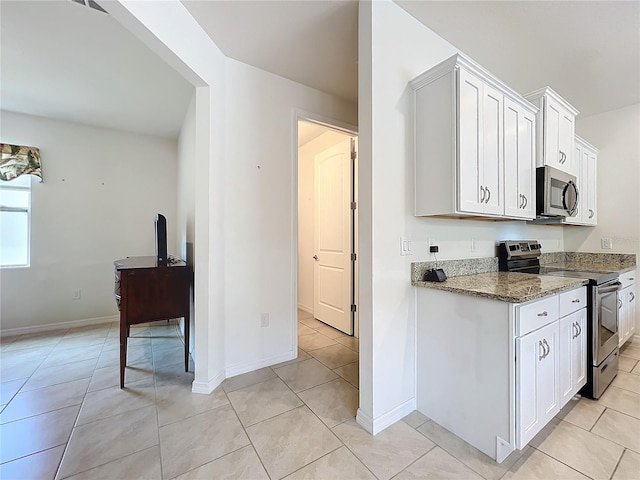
left=223, top=58, right=357, bottom=375
left=177, top=93, right=196, bottom=264
left=298, top=129, right=353, bottom=313
left=0, top=110, right=178, bottom=332
left=357, top=0, right=565, bottom=433
left=566, top=103, right=640, bottom=332
left=177, top=92, right=196, bottom=352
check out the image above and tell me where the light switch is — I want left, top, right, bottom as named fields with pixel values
left=400, top=237, right=413, bottom=256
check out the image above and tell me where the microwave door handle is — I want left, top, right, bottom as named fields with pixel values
left=563, top=181, right=579, bottom=216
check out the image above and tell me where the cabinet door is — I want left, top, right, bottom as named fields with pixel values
left=504, top=98, right=535, bottom=219
left=558, top=109, right=576, bottom=175
left=544, top=98, right=562, bottom=170
left=573, top=308, right=587, bottom=392
left=457, top=68, right=504, bottom=216
left=629, top=287, right=636, bottom=338
left=560, top=309, right=587, bottom=406
left=564, top=142, right=584, bottom=225
left=516, top=321, right=560, bottom=448
left=619, top=286, right=631, bottom=346
left=458, top=68, right=484, bottom=214
left=584, top=149, right=597, bottom=225
left=481, top=83, right=504, bottom=215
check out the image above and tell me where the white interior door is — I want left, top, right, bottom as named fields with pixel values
left=314, top=137, right=353, bottom=334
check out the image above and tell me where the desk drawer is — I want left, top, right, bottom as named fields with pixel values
left=517, top=295, right=559, bottom=336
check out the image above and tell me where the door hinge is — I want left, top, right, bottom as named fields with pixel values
left=351, top=253, right=357, bottom=261
left=351, top=150, right=357, bottom=161
left=350, top=201, right=357, bottom=210
left=351, top=304, right=357, bottom=312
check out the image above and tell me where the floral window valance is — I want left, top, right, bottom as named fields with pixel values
left=0, top=143, right=42, bottom=182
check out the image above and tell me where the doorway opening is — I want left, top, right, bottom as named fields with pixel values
left=296, top=116, right=359, bottom=387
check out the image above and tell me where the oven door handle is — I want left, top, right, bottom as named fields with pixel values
left=599, top=282, right=622, bottom=294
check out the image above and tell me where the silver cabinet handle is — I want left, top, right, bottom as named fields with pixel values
left=313, top=255, right=319, bottom=261
left=543, top=338, right=550, bottom=358
left=480, top=186, right=486, bottom=203
left=485, top=187, right=491, bottom=203
left=572, top=322, right=578, bottom=339
left=618, top=299, right=623, bottom=309
left=628, top=277, right=635, bottom=281
left=578, top=323, right=581, bottom=336
left=630, top=292, right=635, bottom=302
left=559, top=151, right=566, bottom=164
left=519, top=194, right=524, bottom=208
left=537, top=311, right=548, bottom=317
left=539, top=340, right=545, bottom=361
left=522, top=195, right=527, bottom=208
left=588, top=209, right=594, bottom=219
left=571, top=299, right=581, bottom=303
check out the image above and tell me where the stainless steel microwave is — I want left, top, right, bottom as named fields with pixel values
left=536, top=166, right=579, bottom=217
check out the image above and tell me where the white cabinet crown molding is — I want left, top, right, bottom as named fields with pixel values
left=409, top=53, right=538, bottom=115
left=575, top=135, right=599, bottom=154
left=524, top=86, right=580, bottom=116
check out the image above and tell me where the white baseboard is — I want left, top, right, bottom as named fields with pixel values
left=225, top=350, right=297, bottom=378
left=192, top=350, right=298, bottom=394
left=192, top=369, right=225, bottom=394
left=356, top=397, right=416, bottom=435
left=297, top=303, right=313, bottom=315
left=1, top=315, right=118, bottom=338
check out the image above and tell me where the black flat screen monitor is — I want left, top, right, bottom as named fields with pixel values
left=155, top=214, right=168, bottom=266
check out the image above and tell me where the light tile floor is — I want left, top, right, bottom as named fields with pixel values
left=0, top=313, right=639, bottom=479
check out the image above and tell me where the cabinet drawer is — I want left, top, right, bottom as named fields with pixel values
left=559, top=287, right=586, bottom=318
left=517, top=295, right=559, bottom=336
left=620, top=271, right=636, bottom=289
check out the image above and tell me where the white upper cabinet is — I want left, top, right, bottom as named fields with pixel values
left=524, top=88, right=579, bottom=176
left=411, top=54, right=537, bottom=220
left=504, top=98, right=536, bottom=219
left=458, top=68, right=504, bottom=216
left=565, top=136, right=598, bottom=226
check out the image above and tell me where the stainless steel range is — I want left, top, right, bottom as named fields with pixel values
left=498, top=240, right=621, bottom=399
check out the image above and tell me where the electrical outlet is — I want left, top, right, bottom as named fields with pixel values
left=73, top=289, right=81, bottom=300
left=260, top=313, right=269, bottom=327
left=601, top=238, right=613, bottom=250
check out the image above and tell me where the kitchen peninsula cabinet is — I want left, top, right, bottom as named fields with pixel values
left=416, top=284, right=586, bottom=463
left=524, top=87, right=579, bottom=176
left=410, top=53, right=537, bottom=220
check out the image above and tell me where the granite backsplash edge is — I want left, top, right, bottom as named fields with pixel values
left=411, top=252, right=637, bottom=283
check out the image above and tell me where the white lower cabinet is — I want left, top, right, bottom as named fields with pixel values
left=416, top=285, right=587, bottom=463
left=516, top=320, right=559, bottom=449
left=559, top=309, right=587, bottom=406
left=619, top=271, right=637, bottom=346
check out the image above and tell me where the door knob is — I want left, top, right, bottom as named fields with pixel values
left=313, top=255, right=319, bottom=261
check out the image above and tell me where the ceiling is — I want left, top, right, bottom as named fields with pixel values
left=0, top=1, right=638, bottom=139
left=0, top=0, right=194, bottom=139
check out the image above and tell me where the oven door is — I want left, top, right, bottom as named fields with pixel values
left=537, top=166, right=579, bottom=217
left=594, top=280, right=621, bottom=365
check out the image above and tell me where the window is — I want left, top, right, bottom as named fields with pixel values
left=0, top=175, right=31, bottom=267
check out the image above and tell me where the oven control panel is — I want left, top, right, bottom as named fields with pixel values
left=498, top=240, right=542, bottom=260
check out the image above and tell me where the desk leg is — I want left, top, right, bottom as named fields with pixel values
left=120, top=313, right=128, bottom=389
left=184, top=313, right=190, bottom=372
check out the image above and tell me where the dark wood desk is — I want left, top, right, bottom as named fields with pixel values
left=114, top=256, right=192, bottom=388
